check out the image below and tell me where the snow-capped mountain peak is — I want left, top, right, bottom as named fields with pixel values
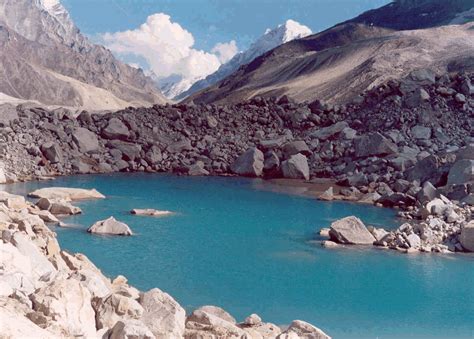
left=174, top=19, right=312, bottom=100
left=37, top=0, right=68, bottom=19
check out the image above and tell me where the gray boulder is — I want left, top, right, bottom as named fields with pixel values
left=72, top=128, right=99, bottom=153
left=354, top=133, right=398, bottom=158
left=310, top=122, right=348, bottom=140
left=102, top=118, right=130, bottom=140
left=416, top=181, right=438, bottom=204
left=187, top=162, right=209, bottom=176
left=231, top=148, right=264, bottom=177
left=282, top=141, right=311, bottom=158
left=167, top=140, right=193, bottom=153
left=411, top=125, right=431, bottom=140
left=405, top=155, right=440, bottom=183
left=40, top=142, right=62, bottom=163
left=460, top=221, right=474, bottom=252
left=329, top=216, right=375, bottom=245
left=281, top=154, right=310, bottom=180
left=88, top=217, right=133, bottom=236
left=108, top=141, right=142, bottom=162
left=447, top=159, right=474, bottom=186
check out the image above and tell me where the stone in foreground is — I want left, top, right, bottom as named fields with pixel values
left=131, top=209, right=174, bottom=217
left=278, top=320, right=331, bottom=339
left=29, top=187, right=105, bottom=200
left=139, top=288, right=185, bottom=338
left=329, top=216, right=376, bottom=245
left=88, top=217, right=133, bottom=236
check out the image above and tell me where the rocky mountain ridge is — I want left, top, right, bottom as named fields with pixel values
left=0, top=0, right=167, bottom=110
left=187, top=1, right=474, bottom=105
left=174, top=19, right=312, bottom=101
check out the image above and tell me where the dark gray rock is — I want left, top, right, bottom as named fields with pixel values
left=72, top=127, right=99, bottom=153
left=102, top=118, right=130, bottom=140
left=40, top=142, right=62, bottom=163
left=354, top=133, right=398, bottom=158
left=282, top=141, right=311, bottom=158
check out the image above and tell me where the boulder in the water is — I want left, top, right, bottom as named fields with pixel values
left=88, top=217, right=132, bottom=236
left=131, top=209, right=174, bottom=217
left=328, top=216, right=375, bottom=245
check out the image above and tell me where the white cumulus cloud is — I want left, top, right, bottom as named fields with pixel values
left=211, top=40, right=238, bottom=64
left=100, top=13, right=238, bottom=91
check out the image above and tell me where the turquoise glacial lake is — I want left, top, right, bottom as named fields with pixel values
left=4, top=173, right=474, bottom=338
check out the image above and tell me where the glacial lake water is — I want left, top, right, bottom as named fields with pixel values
left=3, top=173, right=474, bottom=339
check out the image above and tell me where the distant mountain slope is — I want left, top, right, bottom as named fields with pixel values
left=0, top=0, right=166, bottom=110
left=346, top=0, right=474, bottom=29
left=188, top=0, right=474, bottom=105
left=174, top=20, right=311, bottom=101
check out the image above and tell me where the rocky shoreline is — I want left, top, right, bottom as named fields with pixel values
left=0, top=69, right=473, bottom=337
left=0, top=187, right=332, bottom=338
left=0, top=69, right=472, bottom=254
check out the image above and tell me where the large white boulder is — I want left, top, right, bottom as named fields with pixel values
left=88, top=217, right=133, bottom=236
left=95, top=293, right=144, bottom=330
left=109, top=320, right=155, bottom=339
left=0, top=191, right=27, bottom=209
left=11, top=232, right=56, bottom=282
left=185, top=307, right=248, bottom=338
left=0, top=242, right=35, bottom=295
left=31, top=276, right=97, bottom=337
left=329, top=216, right=376, bottom=245
left=139, top=288, right=186, bottom=339
left=277, top=320, right=331, bottom=339
left=29, top=187, right=105, bottom=200
left=0, top=299, right=55, bottom=338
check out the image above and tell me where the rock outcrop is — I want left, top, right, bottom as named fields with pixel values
left=0, top=70, right=472, bottom=255
left=328, top=216, right=376, bottom=245
left=131, top=209, right=174, bottom=217
left=0, top=195, right=330, bottom=337
left=29, top=187, right=105, bottom=200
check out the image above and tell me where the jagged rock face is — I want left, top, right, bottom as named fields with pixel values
left=0, top=0, right=166, bottom=110
left=187, top=1, right=474, bottom=105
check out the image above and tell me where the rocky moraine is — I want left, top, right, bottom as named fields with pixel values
left=0, top=70, right=472, bottom=254
left=0, top=69, right=473, bottom=338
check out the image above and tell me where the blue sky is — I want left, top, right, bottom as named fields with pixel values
left=62, top=0, right=390, bottom=51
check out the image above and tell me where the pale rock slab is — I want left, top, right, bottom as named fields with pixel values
left=277, top=320, right=331, bottom=339
left=139, top=288, right=186, bottom=339
left=29, top=187, right=105, bottom=200
left=31, top=276, right=97, bottom=337
left=329, top=216, right=375, bottom=245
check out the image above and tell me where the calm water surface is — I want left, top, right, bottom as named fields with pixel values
left=3, top=173, right=473, bottom=339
